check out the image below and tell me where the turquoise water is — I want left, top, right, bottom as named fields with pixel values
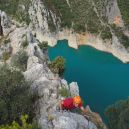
left=48, top=40, right=129, bottom=118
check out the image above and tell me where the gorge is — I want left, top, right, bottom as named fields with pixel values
left=49, top=40, right=129, bottom=119
left=0, top=0, right=129, bottom=128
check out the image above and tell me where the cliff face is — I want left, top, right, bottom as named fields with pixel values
left=0, top=1, right=128, bottom=128
left=0, top=10, right=107, bottom=129
left=0, top=0, right=129, bottom=62
left=23, top=42, right=101, bottom=129
left=23, top=34, right=107, bottom=129
left=28, top=0, right=129, bottom=63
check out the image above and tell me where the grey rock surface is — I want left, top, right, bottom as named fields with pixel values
left=24, top=43, right=100, bottom=129
left=106, top=0, right=124, bottom=27
left=69, top=82, right=80, bottom=97
left=0, top=10, right=10, bottom=28
left=0, top=3, right=110, bottom=129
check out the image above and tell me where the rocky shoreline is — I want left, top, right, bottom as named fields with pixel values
left=27, top=0, right=129, bottom=63
left=36, top=29, right=129, bottom=63
left=23, top=39, right=107, bottom=129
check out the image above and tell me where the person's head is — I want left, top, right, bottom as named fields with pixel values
left=73, top=96, right=82, bottom=107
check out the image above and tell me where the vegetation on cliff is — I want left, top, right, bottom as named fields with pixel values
left=44, top=0, right=105, bottom=33
left=111, top=24, right=129, bottom=48
left=38, top=41, right=48, bottom=50
left=11, top=51, right=28, bottom=71
left=0, top=115, right=40, bottom=129
left=49, top=56, right=65, bottom=76
left=0, top=0, right=31, bottom=25
left=105, top=97, right=129, bottom=129
left=117, top=0, right=129, bottom=26
left=0, top=65, right=38, bottom=127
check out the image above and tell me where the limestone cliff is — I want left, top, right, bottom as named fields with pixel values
left=27, top=0, right=129, bottom=63
left=0, top=10, right=107, bottom=129
left=24, top=41, right=107, bottom=129
left=1, top=0, right=129, bottom=62
left=0, top=1, right=128, bottom=128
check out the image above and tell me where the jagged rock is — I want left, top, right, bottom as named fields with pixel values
left=0, top=10, right=10, bottom=28
left=23, top=44, right=104, bottom=129
left=27, top=31, right=35, bottom=43
left=0, top=4, right=108, bottom=129
left=0, top=15, right=3, bottom=36
left=61, top=79, right=69, bottom=89
left=69, top=82, right=79, bottom=97
left=29, top=0, right=60, bottom=33
left=9, top=27, right=28, bottom=54
left=106, top=0, right=124, bottom=27
left=24, top=63, right=46, bottom=82
left=26, top=43, right=36, bottom=56
left=39, top=111, right=98, bottom=129
left=53, top=116, right=78, bottom=129
left=85, top=106, right=107, bottom=129
left=51, top=112, right=97, bottom=129
left=27, top=56, right=39, bottom=70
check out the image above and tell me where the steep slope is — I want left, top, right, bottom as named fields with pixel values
left=0, top=0, right=129, bottom=62
left=29, top=0, right=129, bottom=63
left=0, top=10, right=107, bottom=129
left=24, top=41, right=107, bottom=129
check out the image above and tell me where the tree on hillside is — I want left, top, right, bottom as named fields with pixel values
left=105, top=98, right=129, bottom=129
left=11, top=50, right=28, bottom=71
left=0, top=65, right=36, bottom=125
left=49, top=56, right=65, bottom=76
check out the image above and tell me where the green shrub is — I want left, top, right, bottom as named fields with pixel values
left=49, top=56, right=65, bottom=76
left=0, top=65, right=37, bottom=125
left=0, top=0, right=31, bottom=25
left=22, top=35, right=29, bottom=48
left=112, top=25, right=129, bottom=48
left=38, top=41, right=48, bottom=50
left=105, top=97, right=129, bottom=129
left=3, top=39, right=11, bottom=45
left=47, top=115, right=54, bottom=122
left=100, top=27, right=112, bottom=40
left=2, top=51, right=11, bottom=62
left=58, top=87, right=70, bottom=98
left=0, top=115, right=40, bottom=129
left=11, top=51, right=28, bottom=71
left=117, top=0, right=129, bottom=26
left=44, top=0, right=73, bottom=29
left=44, top=0, right=105, bottom=34
left=73, top=24, right=86, bottom=33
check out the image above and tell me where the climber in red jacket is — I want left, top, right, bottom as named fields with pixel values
left=59, top=96, right=87, bottom=113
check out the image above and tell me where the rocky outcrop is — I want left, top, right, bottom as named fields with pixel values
left=106, top=0, right=124, bottom=27
left=33, top=27, right=129, bottom=63
left=0, top=10, right=10, bottom=29
left=27, top=0, right=129, bottom=63
left=0, top=8, right=108, bottom=129
left=29, top=0, right=60, bottom=33
left=1, top=0, right=129, bottom=63
left=0, top=15, right=3, bottom=36
left=23, top=40, right=107, bottom=129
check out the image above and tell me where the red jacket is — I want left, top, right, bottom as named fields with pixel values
left=62, top=98, right=82, bottom=110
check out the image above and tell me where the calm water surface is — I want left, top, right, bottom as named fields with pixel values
left=48, top=40, right=129, bottom=118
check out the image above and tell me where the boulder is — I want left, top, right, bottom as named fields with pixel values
left=69, top=82, right=79, bottom=97
left=51, top=112, right=97, bottom=129
left=27, top=56, right=39, bottom=70
left=53, top=116, right=78, bottom=129
left=0, top=10, right=10, bottom=28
